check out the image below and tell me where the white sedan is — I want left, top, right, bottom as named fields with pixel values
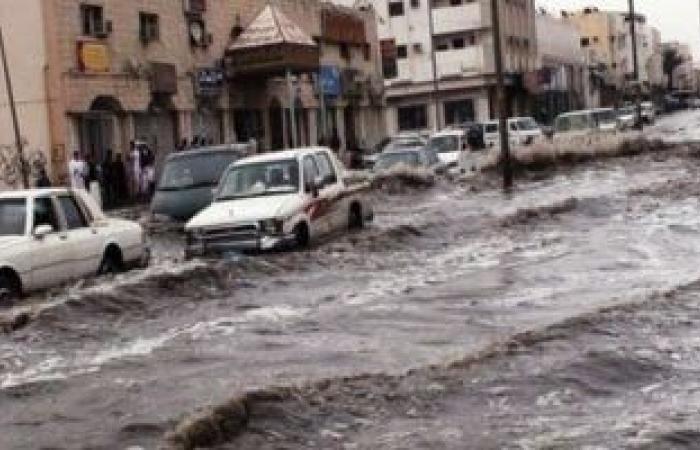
left=0, top=188, right=149, bottom=303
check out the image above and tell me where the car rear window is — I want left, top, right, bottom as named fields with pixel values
left=0, top=199, right=26, bottom=236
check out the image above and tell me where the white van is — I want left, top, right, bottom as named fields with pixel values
left=426, top=129, right=468, bottom=167
left=483, top=117, right=542, bottom=148
left=553, top=108, right=619, bottom=137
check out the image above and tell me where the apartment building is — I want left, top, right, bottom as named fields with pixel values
left=370, top=0, right=537, bottom=134
left=564, top=7, right=664, bottom=103
left=533, top=13, right=587, bottom=123
left=664, top=42, right=695, bottom=92
left=0, top=0, right=383, bottom=186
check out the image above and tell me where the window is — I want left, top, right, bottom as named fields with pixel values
left=81, top=4, right=105, bottom=37
left=363, top=43, right=371, bottom=61
left=396, top=45, right=408, bottom=59
left=382, top=58, right=398, bottom=79
left=436, top=42, right=449, bottom=51
left=0, top=199, right=26, bottom=236
left=452, top=38, right=465, bottom=49
left=314, top=152, right=338, bottom=186
left=33, top=197, right=60, bottom=232
left=58, top=196, right=88, bottom=230
left=410, top=0, right=420, bottom=7
left=388, top=1, right=404, bottom=17
left=303, top=156, right=320, bottom=192
left=140, top=12, right=160, bottom=44
left=397, top=104, right=428, bottom=131
left=581, top=37, right=590, bottom=47
left=340, top=43, right=351, bottom=60
left=444, top=99, right=474, bottom=125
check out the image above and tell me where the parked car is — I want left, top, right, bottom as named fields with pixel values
left=483, top=117, right=542, bottom=147
left=362, top=134, right=427, bottom=169
left=663, top=94, right=683, bottom=113
left=185, top=147, right=373, bottom=256
left=553, top=108, right=619, bottom=137
left=426, top=129, right=468, bottom=167
left=617, top=106, right=637, bottom=130
left=374, top=146, right=444, bottom=174
left=641, top=101, right=656, bottom=124
left=0, top=188, right=149, bottom=303
left=151, top=144, right=250, bottom=221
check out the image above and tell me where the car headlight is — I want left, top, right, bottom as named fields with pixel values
left=259, top=219, right=283, bottom=234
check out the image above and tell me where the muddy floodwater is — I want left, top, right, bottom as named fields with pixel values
left=4, top=119, right=700, bottom=448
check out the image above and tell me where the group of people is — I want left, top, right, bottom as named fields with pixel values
left=65, top=140, right=156, bottom=209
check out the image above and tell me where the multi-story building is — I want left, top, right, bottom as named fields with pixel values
left=0, top=0, right=384, bottom=187
left=533, top=12, right=587, bottom=123
left=366, top=0, right=537, bottom=134
left=663, top=41, right=695, bottom=92
left=564, top=7, right=664, bottom=103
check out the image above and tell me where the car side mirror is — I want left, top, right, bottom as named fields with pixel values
left=33, top=224, right=53, bottom=239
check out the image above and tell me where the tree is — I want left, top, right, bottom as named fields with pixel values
left=663, top=48, right=684, bottom=91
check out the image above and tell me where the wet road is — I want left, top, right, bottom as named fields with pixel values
left=3, top=123, right=700, bottom=448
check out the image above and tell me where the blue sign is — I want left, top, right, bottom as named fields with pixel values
left=320, top=65, right=341, bottom=97
left=196, top=68, right=225, bottom=96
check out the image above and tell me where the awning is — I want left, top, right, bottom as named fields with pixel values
left=225, top=5, right=319, bottom=77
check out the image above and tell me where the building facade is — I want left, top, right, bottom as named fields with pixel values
left=369, top=0, right=537, bottom=134
left=0, top=0, right=384, bottom=187
left=533, top=13, right=587, bottom=124
left=564, top=7, right=664, bottom=105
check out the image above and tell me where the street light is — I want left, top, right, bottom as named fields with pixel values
left=491, top=0, right=513, bottom=190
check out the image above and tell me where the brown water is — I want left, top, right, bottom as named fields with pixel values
left=2, top=146, right=700, bottom=449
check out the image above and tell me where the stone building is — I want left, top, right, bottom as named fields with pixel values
left=0, top=0, right=384, bottom=186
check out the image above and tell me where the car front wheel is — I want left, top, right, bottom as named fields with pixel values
left=0, top=272, right=21, bottom=306
left=98, top=247, right=124, bottom=275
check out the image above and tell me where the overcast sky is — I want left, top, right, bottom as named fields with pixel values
left=537, top=0, right=700, bottom=59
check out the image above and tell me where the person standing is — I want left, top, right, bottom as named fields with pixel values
left=129, top=141, right=141, bottom=200
left=68, top=151, right=88, bottom=190
left=112, top=153, right=128, bottom=206
left=102, top=150, right=115, bottom=209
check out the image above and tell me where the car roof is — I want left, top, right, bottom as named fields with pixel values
left=382, top=146, right=424, bottom=154
left=431, top=130, right=464, bottom=137
left=0, top=188, right=70, bottom=199
left=234, top=147, right=330, bottom=165
left=165, top=144, right=248, bottom=161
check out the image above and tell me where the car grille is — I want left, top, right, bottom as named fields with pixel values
left=201, top=224, right=259, bottom=244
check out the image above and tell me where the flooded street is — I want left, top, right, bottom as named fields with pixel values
left=4, top=114, right=700, bottom=448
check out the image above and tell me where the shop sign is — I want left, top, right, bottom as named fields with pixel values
left=322, top=10, right=366, bottom=45
left=320, top=65, right=341, bottom=97
left=77, top=42, right=109, bottom=73
left=196, top=68, right=224, bottom=96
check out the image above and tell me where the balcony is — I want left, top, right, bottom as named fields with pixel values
left=435, top=46, right=484, bottom=79
left=432, top=3, right=485, bottom=36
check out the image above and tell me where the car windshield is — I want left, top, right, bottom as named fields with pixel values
left=426, top=136, right=459, bottom=154
left=375, top=152, right=421, bottom=170
left=217, top=159, right=300, bottom=200
left=0, top=198, right=26, bottom=236
left=619, top=107, right=636, bottom=116
left=386, top=139, right=424, bottom=152
left=158, top=151, right=239, bottom=191
left=517, top=118, right=540, bottom=131
left=593, top=110, right=617, bottom=124
left=555, top=114, right=594, bottom=132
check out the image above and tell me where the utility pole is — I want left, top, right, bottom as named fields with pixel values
left=426, top=0, right=441, bottom=131
left=491, top=0, right=513, bottom=190
left=628, top=0, right=643, bottom=130
left=0, top=27, right=29, bottom=189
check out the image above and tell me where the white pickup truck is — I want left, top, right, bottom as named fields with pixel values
left=0, top=188, right=149, bottom=303
left=185, top=147, right=373, bottom=256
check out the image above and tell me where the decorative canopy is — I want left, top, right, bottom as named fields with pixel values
left=226, top=4, right=319, bottom=77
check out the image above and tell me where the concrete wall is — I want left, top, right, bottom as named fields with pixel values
left=0, top=0, right=51, bottom=186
